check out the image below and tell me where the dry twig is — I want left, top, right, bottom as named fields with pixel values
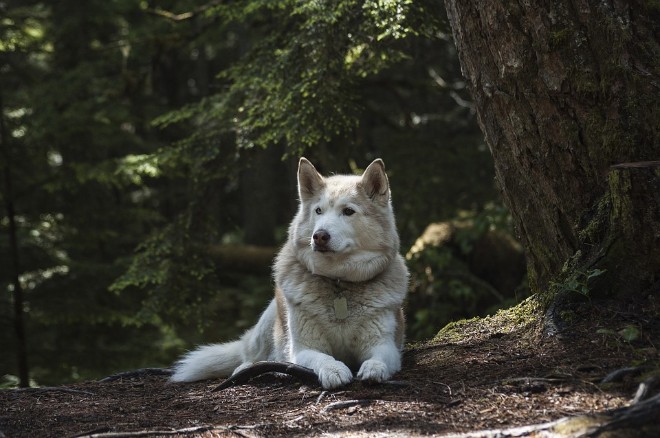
left=13, top=387, right=96, bottom=396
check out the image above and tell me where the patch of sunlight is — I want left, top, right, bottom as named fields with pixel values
left=344, top=43, right=366, bottom=67
left=19, top=265, right=70, bottom=291
left=118, top=154, right=161, bottom=184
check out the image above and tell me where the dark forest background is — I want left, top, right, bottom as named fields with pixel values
left=1, top=0, right=530, bottom=386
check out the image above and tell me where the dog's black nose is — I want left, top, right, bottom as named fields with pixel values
left=313, top=229, right=331, bottom=247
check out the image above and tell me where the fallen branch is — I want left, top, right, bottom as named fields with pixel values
left=321, top=399, right=374, bottom=414
left=145, top=0, right=224, bottom=22
left=632, top=376, right=660, bottom=404
left=73, top=424, right=251, bottom=437
left=600, top=366, right=648, bottom=384
left=205, top=244, right=278, bottom=275
left=500, top=377, right=566, bottom=384
left=212, top=361, right=319, bottom=391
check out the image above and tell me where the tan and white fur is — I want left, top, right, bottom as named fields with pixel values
left=171, top=158, right=409, bottom=389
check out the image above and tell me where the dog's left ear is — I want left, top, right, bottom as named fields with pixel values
left=361, top=159, right=390, bottom=203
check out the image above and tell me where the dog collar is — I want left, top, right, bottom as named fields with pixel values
left=333, top=296, right=349, bottom=320
left=330, top=278, right=349, bottom=320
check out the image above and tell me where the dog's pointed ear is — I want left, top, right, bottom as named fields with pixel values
left=298, top=157, right=325, bottom=201
left=361, top=159, right=390, bottom=203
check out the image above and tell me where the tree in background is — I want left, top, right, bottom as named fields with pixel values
left=111, top=0, right=500, bottom=347
left=2, top=0, right=505, bottom=385
left=444, top=1, right=658, bottom=302
left=0, top=0, right=186, bottom=386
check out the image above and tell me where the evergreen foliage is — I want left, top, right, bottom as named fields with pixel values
left=1, top=0, right=503, bottom=385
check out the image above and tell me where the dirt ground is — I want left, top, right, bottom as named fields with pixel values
left=2, top=296, right=659, bottom=437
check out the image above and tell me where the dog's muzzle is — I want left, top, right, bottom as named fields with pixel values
left=312, top=229, right=332, bottom=252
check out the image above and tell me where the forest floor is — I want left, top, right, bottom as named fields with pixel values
left=2, top=296, right=659, bottom=437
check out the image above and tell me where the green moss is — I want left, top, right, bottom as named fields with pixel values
left=433, top=296, right=541, bottom=343
left=434, top=317, right=481, bottom=343
left=577, top=196, right=610, bottom=245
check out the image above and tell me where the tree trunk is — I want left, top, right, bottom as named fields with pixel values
left=0, top=89, right=30, bottom=387
left=444, top=0, right=660, bottom=295
left=206, top=244, right=277, bottom=275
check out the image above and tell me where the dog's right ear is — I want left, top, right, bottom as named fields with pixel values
left=298, top=157, right=325, bottom=201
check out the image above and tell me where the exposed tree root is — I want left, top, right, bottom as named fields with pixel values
left=212, top=361, right=319, bottom=391
left=73, top=424, right=262, bottom=437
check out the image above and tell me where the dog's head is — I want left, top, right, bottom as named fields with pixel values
left=291, top=157, right=400, bottom=282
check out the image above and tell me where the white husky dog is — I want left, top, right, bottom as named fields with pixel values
left=171, top=158, right=409, bottom=389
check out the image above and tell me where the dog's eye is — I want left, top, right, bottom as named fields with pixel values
left=315, top=207, right=322, bottom=215
left=343, top=207, right=355, bottom=216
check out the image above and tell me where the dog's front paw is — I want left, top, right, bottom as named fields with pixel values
left=357, top=359, right=391, bottom=383
left=318, top=360, right=353, bottom=389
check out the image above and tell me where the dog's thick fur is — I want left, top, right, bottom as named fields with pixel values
left=171, top=158, right=409, bottom=389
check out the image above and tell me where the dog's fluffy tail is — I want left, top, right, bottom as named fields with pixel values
left=170, top=340, right=243, bottom=382
left=170, top=300, right=277, bottom=382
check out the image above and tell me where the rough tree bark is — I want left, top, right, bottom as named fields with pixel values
left=444, top=0, right=659, bottom=296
